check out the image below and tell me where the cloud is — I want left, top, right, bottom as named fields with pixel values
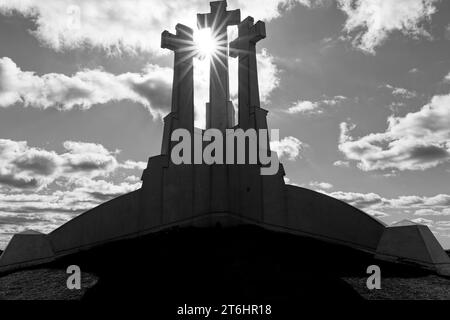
left=390, top=194, right=450, bottom=208
left=339, top=93, right=450, bottom=171
left=284, top=177, right=301, bottom=187
left=61, top=141, right=119, bottom=179
left=1, top=48, right=279, bottom=125
left=0, top=0, right=324, bottom=54
left=337, top=0, right=438, bottom=54
left=436, top=221, right=450, bottom=228
left=287, top=101, right=319, bottom=114
left=365, top=210, right=389, bottom=218
left=0, top=178, right=141, bottom=249
left=411, top=218, right=434, bottom=227
left=71, top=178, right=142, bottom=202
left=0, top=57, right=172, bottom=117
left=327, top=190, right=450, bottom=214
left=310, top=181, right=334, bottom=190
left=0, top=139, right=145, bottom=190
left=320, top=190, right=450, bottom=225
left=384, top=84, right=417, bottom=99
left=414, top=208, right=450, bottom=216
left=444, top=72, right=450, bottom=83
left=0, top=139, right=61, bottom=190
left=328, top=191, right=387, bottom=209
left=270, top=136, right=304, bottom=160
left=124, top=175, right=141, bottom=183
left=229, top=49, right=281, bottom=109
left=120, top=160, right=147, bottom=171
left=255, top=49, right=281, bottom=104
left=286, top=96, right=346, bottom=114
left=333, top=160, right=350, bottom=168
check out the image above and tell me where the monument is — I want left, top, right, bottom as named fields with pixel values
left=0, top=0, right=449, bottom=277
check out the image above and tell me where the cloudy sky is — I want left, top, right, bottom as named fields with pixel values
left=0, top=0, right=449, bottom=249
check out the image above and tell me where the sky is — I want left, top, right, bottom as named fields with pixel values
left=0, top=0, right=449, bottom=249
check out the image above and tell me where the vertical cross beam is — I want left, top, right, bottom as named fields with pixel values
left=198, top=1, right=241, bottom=131
left=160, top=24, right=195, bottom=155
left=230, top=17, right=266, bottom=130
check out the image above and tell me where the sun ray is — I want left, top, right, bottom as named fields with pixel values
left=194, top=28, right=219, bottom=60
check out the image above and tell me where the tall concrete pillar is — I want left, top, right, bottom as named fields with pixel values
left=198, top=0, right=240, bottom=131
left=230, top=17, right=266, bottom=130
left=160, top=24, right=195, bottom=155
left=230, top=17, right=286, bottom=223
left=198, top=1, right=241, bottom=214
left=141, top=24, right=196, bottom=227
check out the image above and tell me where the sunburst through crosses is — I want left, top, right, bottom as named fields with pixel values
left=194, top=28, right=219, bottom=60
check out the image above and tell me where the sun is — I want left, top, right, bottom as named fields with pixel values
left=194, top=28, right=218, bottom=59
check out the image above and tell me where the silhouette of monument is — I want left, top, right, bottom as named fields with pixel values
left=1, top=0, right=449, bottom=276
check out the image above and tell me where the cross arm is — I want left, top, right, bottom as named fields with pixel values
left=161, top=24, right=194, bottom=51
left=226, top=9, right=241, bottom=26
left=197, top=2, right=241, bottom=29
left=197, top=13, right=210, bottom=29
left=229, top=18, right=266, bottom=58
left=251, top=21, right=266, bottom=43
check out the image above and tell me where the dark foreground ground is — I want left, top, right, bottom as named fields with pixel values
left=0, top=226, right=449, bottom=303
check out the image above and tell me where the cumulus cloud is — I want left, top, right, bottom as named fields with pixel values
left=1, top=49, right=279, bottom=125
left=390, top=194, right=450, bottom=208
left=436, top=221, right=450, bottom=228
left=0, top=57, right=172, bottom=117
left=0, top=139, right=145, bottom=190
left=61, top=141, right=120, bottom=180
left=310, top=181, right=334, bottom=190
left=339, top=94, right=450, bottom=171
left=411, top=218, right=434, bottom=227
left=120, top=160, right=147, bottom=171
left=271, top=136, right=304, bottom=160
left=0, top=178, right=142, bottom=249
left=287, top=101, right=319, bottom=114
left=26, top=30, right=267, bottom=125
left=444, top=72, right=450, bottom=83
left=337, top=0, right=438, bottom=54
left=325, top=190, right=450, bottom=218
left=284, top=177, right=301, bottom=187
left=328, top=191, right=387, bottom=209
left=0, top=0, right=323, bottom=54
left=0, top=0, right=439, bottom=56
left=384, top=84, right=417, bottom=99
left=365, top=209, right=389, bottom=218
left=71, top=178, right=142, bottom=201
left=0, top=139, right=61, bottom=190
left=319, top=190, right=450, bottom=225
left=286, top=96, right=346, bottom=114
left=414, top=208, right=450, bottom=216
left=254, top=49, right=281, bottom=104
left=333, top=160, right=350, bottom=168
left=124, top=175, right=141, bottom=183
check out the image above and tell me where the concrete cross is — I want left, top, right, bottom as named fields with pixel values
left=230, top=17, right=266, bottom=129
left=197, top=1, right=241, bottom=131
left=161, top=23, right=195, bottom=55
left=160, top=24, right=195, bottom=155
left=197, top=1, right=241, bottom=33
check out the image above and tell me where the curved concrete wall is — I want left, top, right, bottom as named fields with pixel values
left=0, top=232, right=54, bottom=271
left=284, top=185, right=386, bottom=251
left=50, top=190, right=142, bottom=254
